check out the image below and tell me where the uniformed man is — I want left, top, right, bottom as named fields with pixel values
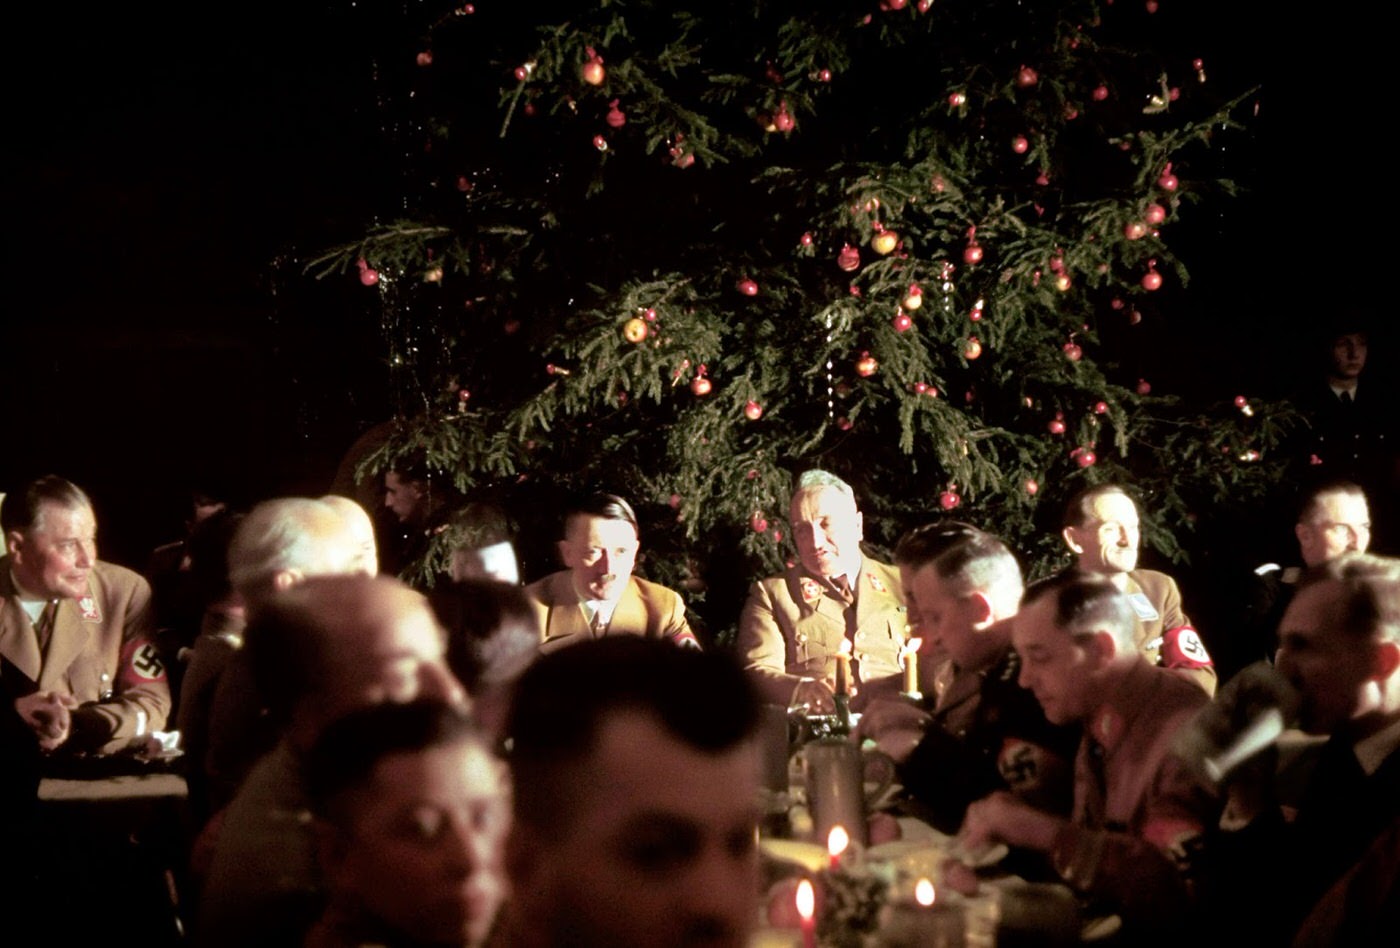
left=525, top=493, right=698, bottom=652
left=1059, top=483, right=1216, bottom=695
left=860, top=522, right=1076, bottom=834
left=953, top=573, right=1218, bottom=935
left=0, top=475, right=170, bottom=755
left=738, top=470, right=905, bottom=710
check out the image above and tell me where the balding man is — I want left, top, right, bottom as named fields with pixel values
left=197, top=497, right=373, bottom=812
left=196, top=574, right=465, bottom=948
left=1, top=475, right=170, bottom=756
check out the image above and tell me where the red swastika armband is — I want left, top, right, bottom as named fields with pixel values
left=1161, top=625, right=1213, bottom=670
left=118, top=638, right=167, bottom=685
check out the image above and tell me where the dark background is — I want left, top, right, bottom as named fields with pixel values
left=0, top=1, right=1382, bottom=570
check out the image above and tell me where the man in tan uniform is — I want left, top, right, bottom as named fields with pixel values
left=0, top=475, right=169, bottom=756
left=738, top=470, right=906, bottom=710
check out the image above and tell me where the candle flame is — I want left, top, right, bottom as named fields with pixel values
left=906, top=636, right=923, bottom=651
left=827, top=824, right=850, bottom=858
left=838, top=638, right=852, bottom=657
left=915, top=878, right=936, bottom=906
left=796, top=879, right=815, bottom=920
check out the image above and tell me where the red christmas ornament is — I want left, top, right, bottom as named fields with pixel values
left=948, top=91, right=967, bottom=107
left=1053, top=273, right=1072, bottom=292
left=457, top=388, right=470, bottom=402
left=871, top=230, right=899, bottom=255
left=1094, top=401, right=1108, bottom=414
left=1092, top=85, right=1109, bottom=101
left=1011, top=135, right=1030, bottom=154
left=1025, top=478, right=1039, bottom=496
left=939, top=490, right=961, bottom=510
left=1234, top=395, right=1249, bottom=409
left=1074, top=448, right=1098, bottom=468
left=737, top=278, right=759, bottom=296
left=1141, top=261, right=1163, bottom=291
left=668, top=493, right=682, bottom=509
left=885, top=0, right=908, bottom=9
left=606, top=100, right=626, bottom=127
left=1124, top=221, right=1148, bottom=240
left=913, top=382, right=928, bottom=394
left=644, top=308, right=657, bottom=322
left=800, top=232, right=813, bottom=246
left=592, top=135, right=608, bottom=152
left=750, top=512, right=769, bottom=533
left=690, top=376, right=712, bottom=396
left=1016, top=65, right=1039, bottom=87
left=836, top=417, right=853, bottom=431
left=1145, top=203, right=1167, bottom=225
left=819, top=68, right=833, bottom=82
left=964, top=337, right=983, bottom=360
left=1136, top=378, right=1152, bottom=395
left=963, top=243, right=984, bottom=265
left=744, top=400, right=764, bottom=420
left=856, top=351, right=879, bottom=377
left=1158, top=164, right=1179, bottom=191
left=837, top=244, right=861, bottom=272
left=903, top=285, right=923, bottom=310
left=893, top=312, right=913, bottom=332
left=359, top=267, right=380, bottom=287
left=581, top=59, right=606, bottom=86
left=773, top=102, right=795, bottom=133
left=1063, top=342, right=1083, bottom=361
left=416, top=51, right=433, bottom=67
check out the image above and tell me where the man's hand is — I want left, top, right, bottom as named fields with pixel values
left=958, top=790, right=1063, bottom=854
left=854, top=698, right=930, bottom=764
left=789, top=677, right=836, bottom=715
left=16, top=691, right=79, bottom=752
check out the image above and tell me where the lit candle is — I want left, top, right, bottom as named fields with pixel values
left=834, top=639, right=852, bottom=696
left=827, top=824, right=850, bottom=869
left=915, top=878, right=935, bottom=907
left=902, top=637, right=922, bottom=696
left=796, top=879, right=817, bottom=948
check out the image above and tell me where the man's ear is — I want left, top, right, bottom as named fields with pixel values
left=1061, top=526, right=1084, bottom=555
left=1086, top=629, right=1119, bottom=666
left=854, top=510, right=865, bottom=543
left=1294, top=522, right=1311, bottom=549
left=6, top=530, right=23, bottom=558
left=556, top=539, right=572, bottom=568
left=966, top=591, right=995, bottom=630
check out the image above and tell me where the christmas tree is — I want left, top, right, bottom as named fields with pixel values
left=309, top=0, right=1287, bottom=640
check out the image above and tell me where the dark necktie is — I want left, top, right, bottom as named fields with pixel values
left=34, top=601, right=57, bottom=657
left=1340, top=390, right=1354, bottom=407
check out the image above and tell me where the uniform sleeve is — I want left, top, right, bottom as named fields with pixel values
left=1050, top=751, right=1218, bottom=926
left=736, top=580, right=804, bottom=706
left=1159, top=578, right=1218, bottom=697
left=70, top=573, right=173, bottom=753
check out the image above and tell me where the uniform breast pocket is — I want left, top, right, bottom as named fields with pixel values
left=64, top=651, right=109, bottom=702
left=791, top=614, right=835, bottom=667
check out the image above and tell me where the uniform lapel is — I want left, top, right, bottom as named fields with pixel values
left=0, top=593, right=43, bottom=683
left=38, top=597, right=93, bottom=691
left=545, top=573, right=592, bottom=641
left=609, top=578, right=647, bottom=636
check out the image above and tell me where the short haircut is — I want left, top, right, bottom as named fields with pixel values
left=1, top=475, right=93, bottom=535
left=447, top=502, right=515, bottom=551
left=1296, top=552, right=1400, bottom=644
left=1061, top=483, right=1134, bottom=530
left=562, top=493, right=639, bottom=540
left=305, top=699, right=490, bottom=826
left=1022, top=572, right=1137, bottom=648
left=429, top=578, right=540, bottom=690
left=245, top=573, right=437, bottom=724
left=795, top=469, right=856, bottom=502
left=894, top=521, right=1023, bottom=607
left=227, top=497, right=353, bottom=594
left=507, top=638, right=759, bottom=833
left=1296, top=479, right=1368, bottom=525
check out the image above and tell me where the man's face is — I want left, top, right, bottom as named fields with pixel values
left=1276, top=579, right=1383, bottom=734
left=789, top=486, right=864, bottom=579
left=909, top=564, right=987, bottom=669
left=9, top=502, right=98, bottom=600
left=1013, top=596, right=1099, bottom=726
left=1064, top=492, right=1140, bottom=576
left=385, top=472, right=427, bottom=524
left=1330, top=332, right=1368, bottom=381
left=1296, top=492, right=1371, bottom=568
left=518, top=712, right=760, bottom=948
left=558, top=515, right=638, bottom=602
left=330, top=742, right=509, bottom=947
left=318, top=601, right=466, bottom=725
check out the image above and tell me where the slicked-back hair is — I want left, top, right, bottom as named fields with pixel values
left=795, top=469, right=856, bottom=503
left=1, top=475, right=93, bottom=535
left=1061, top=483, right=1134, bottom=530
left=1297, top=552, right=1400, bottom=645
left=1296, top=479, right=1369, bottom=525
left=430, top=578, right=540, bottom=689
left=562, top=492, right=639, bottom=540
left=895, top=521, right=1023, bottom=607
left=1022, top=572, right=1137, bottom=649
left=305, top=699, right=491, bottom=826
left=507, top=637, right=759, bottom=833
